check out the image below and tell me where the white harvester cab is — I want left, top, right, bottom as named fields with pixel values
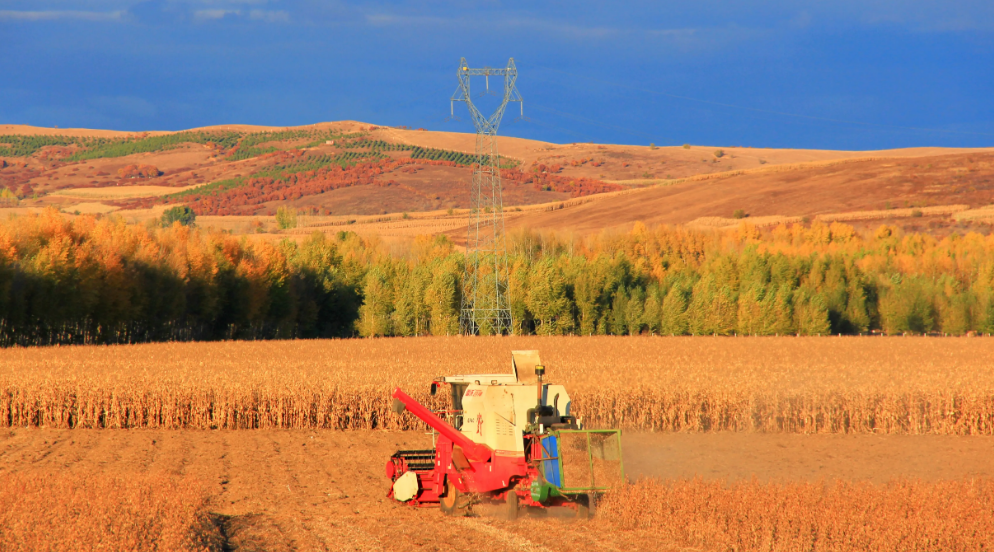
left=438, top=350, right=572, bottom=456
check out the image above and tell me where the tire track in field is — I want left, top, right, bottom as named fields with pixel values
left=267, top=432, right=385, bottom=551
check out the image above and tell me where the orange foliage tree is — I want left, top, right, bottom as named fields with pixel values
left=0, top=209, right=367, bottom=345
left=118, top=164, right=161, bottom=179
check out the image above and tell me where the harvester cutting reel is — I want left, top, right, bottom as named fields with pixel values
left=385, top=350, right=625, bottom=519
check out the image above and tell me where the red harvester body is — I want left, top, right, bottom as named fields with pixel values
left=385, top=351, right=624, bottom=518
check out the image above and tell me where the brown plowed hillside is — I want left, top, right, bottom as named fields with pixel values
left=497, top=150, right=994, bottom=238
left=382, top=126, right=991, bottom=180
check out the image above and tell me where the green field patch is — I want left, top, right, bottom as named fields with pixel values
left=0, top=135, right=98, bottom=157
left=166, top=177, right=245, bottom=199
left=68, top=131, right=241, bottom=161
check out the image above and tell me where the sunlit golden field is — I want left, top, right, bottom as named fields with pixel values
left=3, top=336, right=993, bottom=434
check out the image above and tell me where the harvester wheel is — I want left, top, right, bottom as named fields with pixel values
left=440, top=479, right=462, bottom=516
left=504, top=490, right=518, bottom=521
left=576, top=494, right=592, bottom=520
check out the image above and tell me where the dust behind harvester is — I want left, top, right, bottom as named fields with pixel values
left=386, top=350, right=624, bottom=519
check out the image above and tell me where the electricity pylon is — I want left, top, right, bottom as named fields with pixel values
left=451, top=57, right=522, bottom=335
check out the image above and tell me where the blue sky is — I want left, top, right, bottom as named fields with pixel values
left=1, top=1, right=993, bottom=150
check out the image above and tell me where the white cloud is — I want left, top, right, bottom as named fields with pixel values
left=365, top=13, right=450, bottom=27
left=363, top=12, right=743, bottom=53
left=193, top=8, right=239, bottom=21
left=188, top=6, right=288, bottom=23
left=500, top=18, right=620, bottom=40
left=249, top=9, right=288, bottom=23
left=366, top=13, right=679, bottom=41
left=0, top=10, right=124, bottom=22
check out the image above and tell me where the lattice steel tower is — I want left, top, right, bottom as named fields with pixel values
left=451, top=57, right=522, bottom=335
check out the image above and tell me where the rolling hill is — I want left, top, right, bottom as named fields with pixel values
left=1, top=121, right=993, bottom=240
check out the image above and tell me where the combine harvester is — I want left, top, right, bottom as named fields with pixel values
left=386, top=350, right=624, bottom=519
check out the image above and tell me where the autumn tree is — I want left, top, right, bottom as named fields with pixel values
left=118, top=164, right=161, bottom=179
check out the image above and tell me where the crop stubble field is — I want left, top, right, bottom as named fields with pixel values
left=3, top=336, right=994, bottom=551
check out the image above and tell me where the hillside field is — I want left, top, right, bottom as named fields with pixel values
left=2, top=122, right=993, bottom=241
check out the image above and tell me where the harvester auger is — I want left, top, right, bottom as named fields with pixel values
left=386, top=350, right=625, bottom=519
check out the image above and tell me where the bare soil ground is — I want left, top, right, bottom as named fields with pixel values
left=382, top=126, right=992, bottom=180
left=273, top=164, right=570, bottom=216
left=0, top=429, right=989, bottom=551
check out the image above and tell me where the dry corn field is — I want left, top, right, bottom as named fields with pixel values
left=3, top=336, right=994, bottom=434
left=4, top=336, right=994, bottom=551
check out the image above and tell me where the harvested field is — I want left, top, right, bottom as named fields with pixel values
left=50, top=184, right=198, bottom=199
left=0, top=471, right=218, bottom=552
left=506, top=151, right=994, bottom=237
left=4, top=336, right=994, bottom=551
left=1, top=429, right=991, bottom=552
left=602, top=478, right=994, bottom=551
left=3, top=336, right=994, bottom=434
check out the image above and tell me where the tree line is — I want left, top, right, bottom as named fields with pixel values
left=359, top=222, right=994, bottom=337
left=2, top=211, right=994, bottom=346
left=0, top=210, right=367, bottom=345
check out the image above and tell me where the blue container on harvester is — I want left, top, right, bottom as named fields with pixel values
left=540, top=434, right=562, bottom=487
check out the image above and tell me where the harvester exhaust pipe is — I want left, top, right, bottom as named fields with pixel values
left=535, top=364, right=545, bottom=407
left=391, top=388, right=493, bottom=462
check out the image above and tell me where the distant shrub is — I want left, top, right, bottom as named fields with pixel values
left=911, top=209, right=923, bottom=218
left=161, top=206, right=196, bottom=227
left=682, top=144, right=691, bottom=149
left=0, top=188, right=18, bottom=207
left=649, top=143, right=658, bottom=150
left=714, top=149, right=725, bottom=159
left=733, top=209, right=746, bottom=219
left=276, top=206, right=298, bottom=229
left=118, top=164, right=162, bottom=179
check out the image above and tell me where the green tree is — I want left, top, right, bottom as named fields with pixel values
left=793, top=288, right=830, bottom=335
left=879, top=276, right=935, bottom=334
left=688, top=273, right=737, bottom=335
left=660, top=280, right=692, bottom=335
left=357, top=264, right=395, bottom=337
left=525, top=257, right=574, bottom=335
left=276, top=206, right=298, bottom=230
left=641, top=285, right=663, bottom=335
left=424, top=256, right=461, bottom=335
left=161, top=206, right=195, bottom=226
